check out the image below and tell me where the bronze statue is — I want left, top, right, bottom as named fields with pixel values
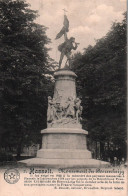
left=58, top=36, right=78, bottom=69
left=55, top=11, right=79, bottom=69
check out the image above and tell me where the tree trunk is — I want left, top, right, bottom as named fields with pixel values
left=16, top=139, right=22, bottom=160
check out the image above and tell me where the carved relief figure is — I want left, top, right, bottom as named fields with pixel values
left=74, top=98, right=83, bottom=122
left=54, top=101, right=63, bottom=120
left=47, top=96, right=56, bottom=122
left=65, top=97, right=75, bottom=118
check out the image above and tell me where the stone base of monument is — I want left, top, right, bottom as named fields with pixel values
left=19, top=69, right=110, bottom=168
left=19, top=128, right=110, bottom=168
left=19, top=158, right=109, bottom=168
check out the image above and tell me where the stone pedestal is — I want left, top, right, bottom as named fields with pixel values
left=37, top=128, right=91, bottom=159
left=19, top=69, right=110, bottom=168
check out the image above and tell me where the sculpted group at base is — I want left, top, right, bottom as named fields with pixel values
left=47, top=96, right=82, bottom=128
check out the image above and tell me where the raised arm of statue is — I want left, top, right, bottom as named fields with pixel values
left=72, top=43, right=79, bottom=50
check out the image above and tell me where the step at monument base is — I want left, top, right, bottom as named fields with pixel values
left=19, top=158, right=110, bottom=168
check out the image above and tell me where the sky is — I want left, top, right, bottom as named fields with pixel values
left=26, top=0, right=126, bottom=65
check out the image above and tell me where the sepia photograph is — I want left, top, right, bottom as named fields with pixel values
left=0, top=0, right=127, bottom=195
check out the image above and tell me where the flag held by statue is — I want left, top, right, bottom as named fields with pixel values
left=55, top=15, right=69, bottom=39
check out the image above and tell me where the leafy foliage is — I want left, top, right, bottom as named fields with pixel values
left=72, top=13, right=126, bottom=158
left=0, top=0, right=53, bottom=157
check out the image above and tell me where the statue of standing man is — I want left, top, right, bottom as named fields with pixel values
left=55, top=10, right=79, bottom=69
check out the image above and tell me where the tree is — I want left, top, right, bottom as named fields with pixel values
left=0, top=0, right=53, bottom=158
left=72, top=13, right=126, bottom=160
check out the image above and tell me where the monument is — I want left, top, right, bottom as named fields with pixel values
left=19, top=11, right=109, bottom=168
